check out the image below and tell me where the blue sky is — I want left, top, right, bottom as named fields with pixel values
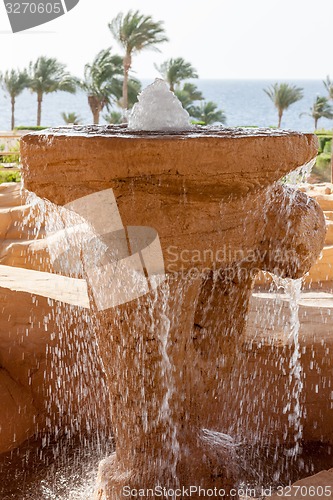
left=0, top=0, right=332, bottom=80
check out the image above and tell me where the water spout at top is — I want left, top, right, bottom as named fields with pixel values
left=128, top=78, right=193, bottom=131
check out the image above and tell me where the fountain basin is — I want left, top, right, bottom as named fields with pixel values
left=20, top=125, right=326, bottom=498
left=21, top=126, right=318, bottom=203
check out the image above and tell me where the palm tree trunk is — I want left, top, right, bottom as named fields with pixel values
left=11, top=96, right=15, bottom=131
left=88, top=95, right=101, bottom=125
left=122, top=53, right=131, bottom=119
left=314, top=118, right=318, bottom=130
left=278, top=110, right=282, bottom=128
left=37, top=91, right=43, bottom=127
left=93, top=110, right=100, bottom=125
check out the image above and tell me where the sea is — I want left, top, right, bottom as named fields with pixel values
left=0, top=79, right=331, bottom=132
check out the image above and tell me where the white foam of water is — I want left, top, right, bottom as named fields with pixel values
left=128, top=79, right=192, bottom=131
left=201, top=429, right=241, bottom=448
left=283, top=158, right=316, bottom=186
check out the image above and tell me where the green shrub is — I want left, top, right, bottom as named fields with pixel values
left=14, top=126, right=48, bottom=131
left=315, top=129, right=332, bottom=136
left=0, top=170, right=21, bottom=184
left=324, top=140, right=332, bottom=154
left=315, top=130, right=332, bottom=153
left=312, top=153, right=331, bottom=182
left=318, top=136, right=326, bottom=153
left=0, top=143, right=20, bottom=164
left=238, top=125, right=258, bottom=128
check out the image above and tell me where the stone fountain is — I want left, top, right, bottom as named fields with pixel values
left=20, top=81, right=326, bottom=498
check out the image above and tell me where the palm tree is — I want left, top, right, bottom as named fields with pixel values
left=263, top=83, right=303, bottom=128
left=175, top=82, right=203, bottom=113
left=0, top=69, right=29, bottom=130
left=155, top=58, right=198, bottom=92
left=323, top=76, right=333, bottom=182
left=324, top=76, right=333, bottom=100
left=111, top=76, right=142, bottom=110
left=61, top=112, right=81, bottom=125
left=190, top=101, right=226, bottom=125
left=78, top=48, right=123, bottom=124
left=300, top=96, right=333, bottom=130
left=29, top=56, right=77, bottom=126
left=109, top=10, right=168, bottom=112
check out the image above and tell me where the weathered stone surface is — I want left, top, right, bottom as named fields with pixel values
left=20, top=126, right=326, bottom=498
left=257, top=183, right=333, bottom=286
left=21, top=127, right=318, bottom=205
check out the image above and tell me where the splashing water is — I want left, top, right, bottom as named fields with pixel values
left=0, top=191, right=113, bottom=499
left=282, top=158, right=316, bottom=186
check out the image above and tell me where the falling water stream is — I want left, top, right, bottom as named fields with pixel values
left=272, top=277, right=304, bottom=459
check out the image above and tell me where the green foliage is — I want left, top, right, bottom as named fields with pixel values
left=0, top=68, right=29, bottom=96
left=80, top=49, right=123, bottom=101
left=312, top=128, right=332, bottom=181
left=313, top=153, right=331, bottom=182
left=324, top=76, right=333, bottom=100
left=109, top=10, right=168, bottom=56
left=263, top=82, right=303, bottom=127
left=190, top=120, right=205, bottom=125
left=323, top=139, right=332, bottom=154
left=103, top=111, right=123, bottom=124
left=318, top=137, right=326, bottom=153
left=28, top=56, right=77, bottom=126
left=110, top=77, right=142, bottom=109
left=15, top=125, right=48, bottom=131
left=315, top=130, right=332, bottom=153
left=78, top=48, right=123, bottom=123
left=0, top=169, right=21, bottom=183
left=0, top=68, right=30, bottom=129
left=61, top=112, right=81, bottom=124
left=155, top=58, right=198, bottom=91
left=175, top=82, right=203, bottom=113
left=315, top=129, right=333, bottom=135
left=28, top=56, right=76, bottom=95
left=109, top=10, right=168, bottom=109
left=300, top=95, right=333, bottom=129
left=0, top=143, right=20, bottom=164
left=190, top=101, right=226, bottom=125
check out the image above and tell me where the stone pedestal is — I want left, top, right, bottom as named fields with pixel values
left=21, top=126, right=326, bottom=498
